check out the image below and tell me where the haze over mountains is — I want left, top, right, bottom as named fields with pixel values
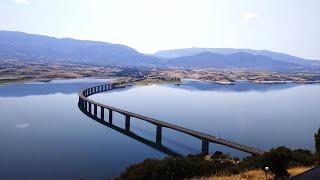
left=0, top=30, right=319, bottom=70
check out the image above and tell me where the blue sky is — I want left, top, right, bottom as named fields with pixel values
left=0, top=0, right=319, bottom=60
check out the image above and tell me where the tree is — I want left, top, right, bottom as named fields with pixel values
left=290, top=149, right=315, bottom=167
left=315, top=128, right=320, bottom=165
left=261, top=146, right=292, bottom=179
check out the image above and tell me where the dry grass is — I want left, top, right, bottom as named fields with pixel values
left=288, top=166, right=313, bottom=177
left=193, top=167, right=313, bottom=180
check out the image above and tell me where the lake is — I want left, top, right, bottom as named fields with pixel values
left=0, top=78, right=320, bottom=180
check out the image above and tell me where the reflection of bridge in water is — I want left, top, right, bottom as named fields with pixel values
left=79, top=106, right=182, bottom=157
left=78, top=83, right=264, bottom=156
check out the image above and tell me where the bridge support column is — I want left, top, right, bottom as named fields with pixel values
left=94, top=104, right=97, bottom=116
left=78, top=97, right=83, bottom=107
left=101, top=107, right=104, bottom=120
left=88, top=102, right=92, bottom=113
left=202, top=139, right=209, bottom=155
left=125, top=115, right=130, bottom=131
left=84, top=100, right=87, bottom=109
left=156, top=125, right=162, bottom=144
left=109, top=110, right=113, bottom=124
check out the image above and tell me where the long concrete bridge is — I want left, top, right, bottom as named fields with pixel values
left=78, top=82, right=264, bottom=156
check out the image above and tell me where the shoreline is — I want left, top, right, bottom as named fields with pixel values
left=1, top=76, right=320, bottom=86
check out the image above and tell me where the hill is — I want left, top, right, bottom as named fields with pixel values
left=0, top=30, right=159, bottom=66
left=154, top=48, right=320, bottom=66
left=1, top=30, right=319, bottom=70
left=165, top=52, right=303, bottom=70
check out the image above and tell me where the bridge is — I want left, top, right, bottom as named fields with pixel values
left=79, top=105, right=183, bottom=157
left=78, top=82, right=264, bottom=156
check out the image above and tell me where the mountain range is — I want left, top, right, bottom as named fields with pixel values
left=0, top=30, right=319, bottom=70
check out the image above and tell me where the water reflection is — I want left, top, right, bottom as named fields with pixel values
left=0, top=78, right=111, bottom=97
left=78, top=103, right=183, bottom=157
left=175, top=79, right=305, bottom=92
left=0, top=78, right=313, bottom=97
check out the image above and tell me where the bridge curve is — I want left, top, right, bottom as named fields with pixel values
left=78, top=82, right=264, bottom=156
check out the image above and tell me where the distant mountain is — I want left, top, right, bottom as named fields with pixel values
left=0, top=30, right=159, bottom=66
left=154, top=48, right=320, bottom=66
left=165, top=52, right=302, bottom=70
left=0, top=30, right=318, bottom=70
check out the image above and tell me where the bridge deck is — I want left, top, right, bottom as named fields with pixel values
left=78, top=83, right=264, bottom=156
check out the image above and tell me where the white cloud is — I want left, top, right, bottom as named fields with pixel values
left=243, top=12, right=259, bottom=23
left=16, top=123, right=31, bottom=129
left=12, top=0, right=30, bottom=5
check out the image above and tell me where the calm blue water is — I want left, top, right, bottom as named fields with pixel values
left=0, top=78, right=320, bottom=180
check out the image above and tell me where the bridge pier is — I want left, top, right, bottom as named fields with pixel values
left=88, top=102, right=92, bottom=113
left=78, top=97, right=82, bottom=106
left=202, top=139, right=209, bottom=155
left=94, top=104, right=97, bottom=116
left=125, top=115, right=130, bottom=131
left=83, top=100, right=87, bottom=109
left=101, top=107, right=104, bottom=120
left=109, top=110, right=113, bottom=124
left=156, top=125, right=162, bottom=144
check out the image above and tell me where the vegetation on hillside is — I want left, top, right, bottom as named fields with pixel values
left=113, top=128, right=319, bottom=180
left=315, top=128, right=320, bottom=165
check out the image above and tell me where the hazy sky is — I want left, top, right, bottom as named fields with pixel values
left=0, top=0, right=319, bottom=59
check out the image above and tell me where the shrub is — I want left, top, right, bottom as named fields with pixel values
left=261, top=146, right=292, bottom=179
left=315, top=128, right=320, bottom=165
